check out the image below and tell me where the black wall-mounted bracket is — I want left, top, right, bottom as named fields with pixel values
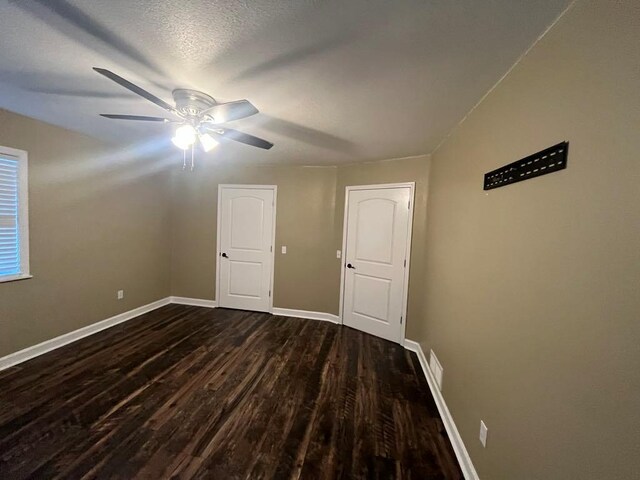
left=483, top=142, right=569, bottom=191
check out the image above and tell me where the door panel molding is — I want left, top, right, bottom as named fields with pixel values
left=216, top=184, right=277, bottom=313
left=339, top=182, right=415, bottom=344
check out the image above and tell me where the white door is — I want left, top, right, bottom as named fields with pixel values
left=342, top=186, right=412, bottom=343
left=217, top=186, right=275, bottom=312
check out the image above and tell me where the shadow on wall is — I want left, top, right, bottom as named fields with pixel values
left=258, top=115, right=357, bottom=155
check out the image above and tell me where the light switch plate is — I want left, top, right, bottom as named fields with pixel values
left=479, top=420, right=488, bottom=447
left=117, top=290, right=124, bottom=300
left=281, top=246, right=287, bottom=254
left=336, top=250, right=341, bottom=259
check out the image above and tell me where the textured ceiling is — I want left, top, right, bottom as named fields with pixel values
left=0, top=0, right=570, bottom=165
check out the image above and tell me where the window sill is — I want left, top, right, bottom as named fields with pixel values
left=0, top=274, right=33, bottom=284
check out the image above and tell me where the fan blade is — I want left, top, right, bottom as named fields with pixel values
left=202, top=100, right=258, bottom=123
left=206, top=126, right=273, bottom=150
left=93, top=68, right=177, bottom=114
left=100, top=114, right=174, bottom=122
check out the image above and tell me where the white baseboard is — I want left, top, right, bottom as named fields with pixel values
left=272, top=307, right=340, bottom=324
left=0, top=297, right=475, bottom=480
left=169, top=296, right=218, bottom=308
left=0, top=297, right=335, bottom=371
left=167, top=299, right=339, bottom=327
left=404, top=340, right=479, bottom=480
left=0, top=297, right=171, bottom=371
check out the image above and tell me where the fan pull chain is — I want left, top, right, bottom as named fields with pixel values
left=191, top=144, right=195, bottom=171
left=182, top=149, right=186, bottom=170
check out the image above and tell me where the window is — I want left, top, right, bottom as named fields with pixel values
left=0, top=146, right=30, bottom=283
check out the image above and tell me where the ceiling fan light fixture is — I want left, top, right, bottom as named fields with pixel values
left=171, top=124, right=197, bottom=150
left=94, top=69, right=272, bottom=152
left=199, top=133, right=219, bottom=152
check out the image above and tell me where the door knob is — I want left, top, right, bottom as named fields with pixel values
left=346, top=263, right=355, bottom=269
left=221, top=252, right=228, bottom=258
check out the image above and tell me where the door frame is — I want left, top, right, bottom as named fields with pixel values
left=215, top=184, right=278, bottom=313
left=338, top=182, right=415, bottom=344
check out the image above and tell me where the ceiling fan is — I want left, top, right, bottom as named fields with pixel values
left=93, top=68, right=274, bottom=156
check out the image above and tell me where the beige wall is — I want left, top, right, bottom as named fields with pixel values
left=169, top=155, right=430, bottom=332
left=8, top=3, right=637, bottom=476
left=0, top=109, right=171, bottom=357
left=419, top=0, right=640, bottom=478
left=335, top=156, right=430, bottom=339
left=170, top=163, right=340, bottom=314
left=1, top=109, right=429, bottom=358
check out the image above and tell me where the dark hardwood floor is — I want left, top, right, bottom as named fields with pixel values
left=0, top=304, right=463, bottom=479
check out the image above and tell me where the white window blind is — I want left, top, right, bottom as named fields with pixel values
left=0, top=147, right=29, bottom=282
left=0, top=156, right=21, bottom=276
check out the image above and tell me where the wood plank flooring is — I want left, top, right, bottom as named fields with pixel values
left=0, top=304, right=463, bottom=479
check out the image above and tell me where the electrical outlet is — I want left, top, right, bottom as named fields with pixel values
left=479, top=421, right=488, bottom=447
left=336, top=250, right=341, bottom=259
left=281, top=246, right=287, bottom=254
left=117, top=290, right=124, bottom=300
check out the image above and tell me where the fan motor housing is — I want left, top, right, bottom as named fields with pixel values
left=172, top=89, right=216, bottom=118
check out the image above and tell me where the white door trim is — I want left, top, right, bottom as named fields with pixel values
left=215, top=184, right=277, bottom=313
left=338, top=182, right=415, bottom=344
